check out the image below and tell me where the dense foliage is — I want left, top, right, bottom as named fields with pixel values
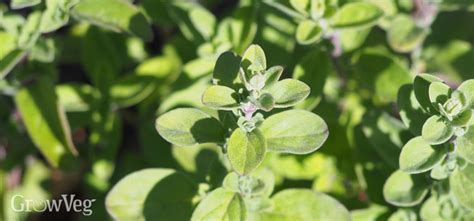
left=0, top=0, right=473, bottom=220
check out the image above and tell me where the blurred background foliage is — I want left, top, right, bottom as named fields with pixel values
left=0, top=0, right=474, bottom=220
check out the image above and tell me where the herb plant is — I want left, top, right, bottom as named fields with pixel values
left=0, top=0, right=473, bottom=221
left=383, top=75, right=474, bottom=220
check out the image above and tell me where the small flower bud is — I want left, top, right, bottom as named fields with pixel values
left=241, top=102, right=257, bottom=120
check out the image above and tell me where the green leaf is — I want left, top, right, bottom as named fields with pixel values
left=15, top=78, right=78, bottom=168
left=189, top=6, right=216, bottom=40
left=429, top=82, right=452, bottom=109
left=0, top=49, right=26, bottom=79
left=158, top=77, right=210, bottom=113
left=361, top=110, right=406, bottom=168
left=263, top=66, right=283, bottom=88
left=353, top=53, right=412, bottom=103
left=168, top=2, right=214, bottom=44
left=251, top=169, right=276, bottom=198
left=383, top=170, right=429, bottom=206
left=399, top=137, right=446, bottom=174
left=330, top=2, right=383, bottom=29
left=388, top=209, right=417, bottom=221
left=40, top=0, right=77, bottom=33
left=430, top=160, right=450, bottom=180
left=80, top=27, right=123, bottom=92
left=458, top=79, right=474, bottom=110
left=106, top=169, right=197, bottom=221
left=295, top=20, right=323, bottom=45
left=450, top=163, right=474, bottom=210
left=451, top=109, right=472, bottom=127
left=56, top=84, right=96, bottom=112
left=398, top=85, right=430, bottom=135
left=414, top=74, right=444, bottom=114
left=340, top=28, right=371, bottom=52
left=227, top=128, right=266, bottom=175
left=213, top=51, right=242, bottom=89
left=110, top=75, right=156, bottom=108
left=10, top=0, right=40, bottom=9
left=136, top=55, right=181, bottom=80
left=293, top=49, right=330, bottom=110
left=290, top=0, right=309, bottom=15
left=191, top=188, right=246, bottom=221
left=72, top=0, right=153, bottom=41
left=239, top=7, right=260, bottom=52
left=424, top=40, right=474, bottom=83
left=351, top=205, right=389, bottom=221
left=155, top=108, right=226, bottom=146
left=18, top=11, right=42, bottom=49
left=420, top=196, right=443, bottom=221
left=457, top=125, right=474, bottom=163
left=241, top=44, right=266, bottom=73
left=29, top=38, right=56, bottom=62
left=222, top=172, right=240, bottom=192
left=387, top=15, right=428, bottom=53
left=260, top=110, right=328, bottom=154
left=257, top=93, right=275, bottom=112
left=172, top=144, right=226, bottom=186
left=202, top=85, right=239, bottom=110
left=310, top=0, right=325, bottom=20
left=0, top=32, right=16, bottom=58
left=266, top=189, right=351, bottom=221
left=422, top=115, right=454, bottom=145
left=266, top=79, right=310, bottom=108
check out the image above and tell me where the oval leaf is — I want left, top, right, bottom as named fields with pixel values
left=458, top=79, right=474, bottom=110
left=361, top=110, right=407, bottom=168
left=110, top=75, right=156, bottom=108
left=450, top=164, right=474, bottom=210
left=106, top=169, right=197, bottom=221
left=260, top=110, right=328, bottom=154
left=310, top=0, right=325, bottom=20
left=414, top=74, right=443, bottom=114
left=422, top=115, right=454, bottom=145
left=383, top=170, right=430, bottom=207
left=264, top=66, right=283, bottom=88
left=429, top=82, right=452, bottom=109
left=266, top=79, right=310, bottom=108
left=202, top=85, right=239, bottom=110
left=295, top=20, right=323, bottom=45
left=398, top=84, right=430, bottom=136
left=290, top=0, right=309, bottom=15
left=387, top=15, right=428, bottom=53
left=353, top=53, right=412, bottom=103
left=213, top=51, right=242, bottom=89
left=228, top=128, right=266, bottom=175
left=399, top=137, right=446, bottom=174
left=257, top=93, right=275, bottom=112
left=331, top=2, right=383, bottom=29
left=15, top=78, right=77, bottom=168
left=267, top=189, right=351, bottom=221
left=56, top=84, right=96, bottom=112
left=72, top=0, right=153, bottom=41
left=241, top=44, right=266, bottom=73
left=11, top=0, right=40, bottom=10
left=191, top=188, right=246, bottom=221
left=156, top=108, right=226, bottom=146
left=189, top=7, right=216, bottom=40
left=457, top=125, right=474, bottom=164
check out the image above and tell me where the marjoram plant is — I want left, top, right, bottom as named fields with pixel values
left=384, top=74, right=474, bottom=220
left=105, top=44, right=353, bottom=221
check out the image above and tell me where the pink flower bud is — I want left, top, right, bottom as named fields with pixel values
left=241, top=102, right=257, bottom=120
